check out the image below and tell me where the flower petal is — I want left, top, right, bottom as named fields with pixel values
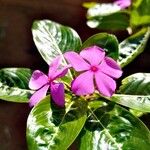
left=71, top=71, right=94, bottom=95
left=29, top=70, right=48, bottom=90
left=48, top=56, right=62, bottom=77
left=80, top=46, right=105, bottom=65
left=29, top=85, right=49, bottom=107
left=50, top=82, right=65, bottom=107
left=52, top=65, right=69, bottom=80
left=99, top=57, right=122, bottom=79
left=64, top=51, right=90, bottom=71
left=95, top=71, right=116, bottom=97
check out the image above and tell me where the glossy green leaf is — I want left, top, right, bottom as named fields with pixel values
left=81, top=33, right=119, bottom=60
left=32, top=20, right=82, bottom=65
left=0, top=68, right=32, bottom=89
left=109, top=73, right=150, bottom=112
left=78, top=103, right=150, bottom=150
left=110, top=94, right=150, bottom=112
left=130, top=0, right=150, bottom=27
left=27, top=95, right=87, bottom=150
left=87, top=12, right=129, bottom=31
left=85, top=3, right=129, bottom=30
left=118, top=27, right=150, bottom=67
left=0, top=84, right=33, bottom=103
left=119, top=73, right=150, bottom=95
left=0, top=68, right=33, bottom=102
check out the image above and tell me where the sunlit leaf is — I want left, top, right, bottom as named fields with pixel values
left=85, top=3, right=129, bottom=30
left=119, top=73, right=150, bottom=95
left=110, top=94, right=150, bottom=112
left=27, top=95, right=87, bottom=150
left=0, top=68, right=31, bottom=89
left=87, top=12, right=129, bottom=30
left=78, top=103, right=150, bottom=150
left=109, top=73, right=150, bottom=112
left=0, top=68, right=33, bottom=102
left=118, top=27, right=150, bottom=68
left=32, top=20, right=82, bottom=65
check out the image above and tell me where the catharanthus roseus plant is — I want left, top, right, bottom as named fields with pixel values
left=29, top=45, right=122, bottom=107
left=0, top=19, right=150, bottom=150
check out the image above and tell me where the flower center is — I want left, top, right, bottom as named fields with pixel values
left=48, top=77, right=51, bottom=83
left=90, top=66, right=98, bottom=72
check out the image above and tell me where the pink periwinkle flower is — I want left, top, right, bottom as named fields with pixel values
left=114, top=0, right=131, bottom=9
left=29, top=57, right=68, bottom=107
left=64, top=46, right=122, bottom=97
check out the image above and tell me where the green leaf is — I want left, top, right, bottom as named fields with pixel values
left=109, top=73, right=150, bottom=112
left=0, top=68, right=33, bottom=102
left=86, top=3, right=129, bottom=30
left=32, top=20, right=82, bottom=65
left=110, top=94, right=150, bottom=112
left=87, top=11, right=129, bottom=31
left=0, top=84, right=33, bottom=103
left=78, top=103, right=150, bottom=150
left=130, top=0, right=150, bottom=27
left=118, top=27, right=150, bottom=68
left=119, top=73, right=150, bottom=95
left=27, top=95, right=87, bottom=150
left=81, top=33, right=119, bottom=60
left=0, top=68, right=31, bottom=89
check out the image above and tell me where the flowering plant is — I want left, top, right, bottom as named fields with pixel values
left=0, top=17, right=149, bottom=149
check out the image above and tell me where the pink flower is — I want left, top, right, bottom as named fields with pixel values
left=114, top=0, right=131, bottom=9
left=64, top=46, right=122, bottom=97
left=29, top=57, right=68, bottom=107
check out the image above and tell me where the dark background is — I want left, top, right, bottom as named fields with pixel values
left=0, top=0, right=149, bottom=149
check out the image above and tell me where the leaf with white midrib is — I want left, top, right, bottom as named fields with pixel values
left=110, top=94, right=150, bottom=112
left=33, top=21, right=63, bottom=64
left=118, top=27, right=150, bottom=68
left=0, top=81, right=33, bottom=102
left=0, top=68, right=33, bottom=102
left=0, top=68, right=32, bottom=89
left=47, top=101, right=74, bottom=149
left=32, top=20, right=81, bottom=65
left=119, top=73, right=150, bottom=95
left=88, top=107, right=122, bottom=150
left=78, top=103, right=150, bottom=150
left=27, top=96, right=87, bottom=150
left=107, top=73, right=150, bottom=112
